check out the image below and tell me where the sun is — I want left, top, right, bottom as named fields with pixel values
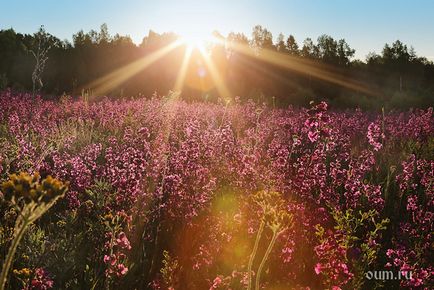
left=178, top=29, right=214, bottom=50
left=180, top=34, right=204, bottom=49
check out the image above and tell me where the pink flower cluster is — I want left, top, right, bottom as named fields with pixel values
left=103, top=231, right=132, bottom=277
left=0, top=90, right=432, bottom=288
left=367, top=122, right=384, bottom=151
left=314, top=230, right=354, bottom=288
left=25, top=268, right=54, bottom=290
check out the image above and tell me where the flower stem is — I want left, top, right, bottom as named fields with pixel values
left=0, top=215, right=30, bottom=290
left=255, top=229, right=279, bottom=290
left=247, top=219, right=265, bottom=290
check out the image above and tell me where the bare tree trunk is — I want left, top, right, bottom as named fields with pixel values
left=30, top=26, right=51, bottom=96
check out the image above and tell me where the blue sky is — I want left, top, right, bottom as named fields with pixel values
left=1, top=0, right=433, bottom=60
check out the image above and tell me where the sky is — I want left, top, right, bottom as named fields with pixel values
left=1, top=0, right=433, bottom=61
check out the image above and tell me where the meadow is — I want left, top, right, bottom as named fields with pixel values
left=0, top=90, right=432, bottom=289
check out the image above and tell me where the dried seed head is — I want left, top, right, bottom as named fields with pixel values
left=1, top=172, right=68, bottom=204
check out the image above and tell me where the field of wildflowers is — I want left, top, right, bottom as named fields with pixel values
left=0, top=90, right=432, bottom=289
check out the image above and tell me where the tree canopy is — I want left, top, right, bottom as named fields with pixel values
left=0, top=24, right=433, bottom=109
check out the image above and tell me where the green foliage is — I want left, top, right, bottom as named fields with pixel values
left=160, top=250, right=180, bottom=288
left=331, top=209, right=390, bottom=289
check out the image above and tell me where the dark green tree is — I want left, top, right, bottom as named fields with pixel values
left=286, top=35, right=299, bottom=56
left=301, top=38, right=318, bottom=58
left=276, top=33, right=288, bottom=53
left=251, top=25, right=275, bottom=53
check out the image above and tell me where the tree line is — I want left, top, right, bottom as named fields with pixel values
left=0, top=24, right=433, bottom=108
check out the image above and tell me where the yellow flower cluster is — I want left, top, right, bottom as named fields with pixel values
left=252, top=190, right=293, bottom=233
left=12, top=268, right=31, bottom=278
left=1, top=172, right=68, bottom=204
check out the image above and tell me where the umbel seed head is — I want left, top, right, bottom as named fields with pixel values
left=1, top=172, right=68, bottom=204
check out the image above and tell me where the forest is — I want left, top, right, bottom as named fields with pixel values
left=1, top=24, right=433, bottom=108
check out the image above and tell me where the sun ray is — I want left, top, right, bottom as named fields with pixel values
left=237, top=55, right=304, bottom=91
left=197, top=46, right=232, bottom=103
left=80, top=39, right=183, bottom=97
left=218, top=38, right=381, bottom=97
left=173, top=46, right=193, bottom=92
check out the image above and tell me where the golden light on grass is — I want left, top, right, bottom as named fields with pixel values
left=78, top=28, right=236, bottom=101
left=237, top=54, right=304, bottom=91
left=196, top=45, right=232, bottom=103
left=171, top=30, right=232, bottom=101
left=82, top=39, right=183, bottom=97
left=80, top=28, right=378, bottom=103
left=216, top=37, right=380, bottom=97
left=173, top=46, right=193, bottom=92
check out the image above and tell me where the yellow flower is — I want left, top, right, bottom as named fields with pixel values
left=104, top=213, right=113, bottom=221
left=13, top=268, right=32, bottom=278
left=1, top=172, right=68, bottom=204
